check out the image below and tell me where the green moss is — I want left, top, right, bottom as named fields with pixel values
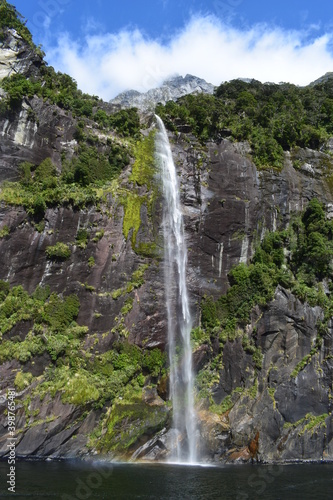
left=129, top=131, right=156, bottom=188
left=291, top=354, right=312, bottom=378
left=120, top=132, right=158, bottom=252
left=14, top=371, right=33, bottom=391
left=134, top=242, right=157, bottom=258
left=284, top=413, right=329, bottom=435
left=93, top=229, right=104, bottom=243
left=121, top=298, right=133, bottom=316
left=27, top=415, right=58, bottom=430
left=210, top=395, right=233, bottom=415
left=252, top=348, right=263, bottom=370
left=268, top=387, right=276, bottom=408
left=111, top=288, right=122, bottom=300
left=98, top=396, right=168, bottom=453
left=122, top=192, right=145, bottom=246
left=131, top=264, right=149, bottom=287
left=249, top=378, right=258, bottom=399
left=111, top=264, right=149, bottom=300
left=84, top=283, right=96, bottom=293
left=88, top=256, right=95, bottom=268
left=0, top=225, right=9, bottom=238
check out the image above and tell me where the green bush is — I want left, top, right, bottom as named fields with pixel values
left=45, top=242, right=71, bottom=261
left=88, top=256, right=95, bottom=268
left=34, top=158, right=57, bottom=184
left=76, top=228, right=89, bottom=248
left=142, top=349, right=166, bottom=377
left=43, top=293, right=80, bottom=332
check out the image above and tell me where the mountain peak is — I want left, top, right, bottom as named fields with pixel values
left=110, top=74, right=215, bottom=112
left=309, top=72, right=333, bottom=86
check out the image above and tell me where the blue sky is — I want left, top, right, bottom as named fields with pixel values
left=12, top=0, right=333, bottom=99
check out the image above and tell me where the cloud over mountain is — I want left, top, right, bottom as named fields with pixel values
left=46, top=15, right=333, bottom=100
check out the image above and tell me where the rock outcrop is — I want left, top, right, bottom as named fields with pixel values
left=0, top=28, right=42, bottom=81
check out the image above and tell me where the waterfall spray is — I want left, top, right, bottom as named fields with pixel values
left=155, top=115, right=197, bottom=463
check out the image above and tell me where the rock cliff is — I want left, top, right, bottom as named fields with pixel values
left=0, top=12, right=332, bottom=464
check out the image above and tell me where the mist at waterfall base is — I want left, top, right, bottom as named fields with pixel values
left=154, top=115, right=197, bottom=463
left=0, top=460, right=332, bottom=499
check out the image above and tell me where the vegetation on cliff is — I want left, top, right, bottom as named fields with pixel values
left=202, top=198, right=333, bottom=329
left=0, top=279, right=166, bottom=407
left=0, top=4, right=168, bottom=456
left=156, top=78, right=333, bottom=169
left=0, top=0, right=33, bottom=45
left=197, top=198, right=333, bottom=414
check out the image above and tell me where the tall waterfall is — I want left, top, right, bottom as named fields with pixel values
left=155, top=115, right=197, bottom=463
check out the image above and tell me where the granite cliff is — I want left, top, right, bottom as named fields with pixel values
left=0, top=3, right=332, bottom=464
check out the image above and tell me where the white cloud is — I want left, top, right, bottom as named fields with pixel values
left=45, top=15, right=333, bottom=100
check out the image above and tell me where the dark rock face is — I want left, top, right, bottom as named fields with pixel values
left=0, top=34, right=332, bottom=462
left=224, top=287, right=332, bottom=462
left=0, top=97, right=77, bottom=182
left=0, top=391, right=101, bottom=459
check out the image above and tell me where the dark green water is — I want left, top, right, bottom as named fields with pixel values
left=0, top=460, right=332, bottom=499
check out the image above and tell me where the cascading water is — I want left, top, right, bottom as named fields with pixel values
left=154, top=115, right=197, bottom=464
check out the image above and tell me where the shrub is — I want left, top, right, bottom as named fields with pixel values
left=76, top=228, right=89, bottom=248
left=45, top=242, right=71, bottom=261
left=142, top=349, right=166, bottom=377
left=88, top=256, right=95, bottom=268
left=14, top=371, right=33, bottom=391
left=44, top=293, right=80, bottom=332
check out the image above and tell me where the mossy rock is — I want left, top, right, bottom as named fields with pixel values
left=98, top=398, right=169, bottom=454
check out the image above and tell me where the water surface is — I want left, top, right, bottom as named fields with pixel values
left=0, top=460, right=332, bottom=499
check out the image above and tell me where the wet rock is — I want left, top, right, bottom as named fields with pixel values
left=193, top=344, right=211, bottom=373
left=228, top=447, right=251, bottom=462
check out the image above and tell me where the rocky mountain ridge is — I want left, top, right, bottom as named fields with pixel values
left=110, top=74, right=215, bottom=112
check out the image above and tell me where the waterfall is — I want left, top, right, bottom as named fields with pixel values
left=154, top=115, right=197, bottom=463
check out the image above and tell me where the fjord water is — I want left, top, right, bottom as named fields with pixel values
left=0, top=460, right=332, bottom=499
left=155, top=115, right=197, bottom=463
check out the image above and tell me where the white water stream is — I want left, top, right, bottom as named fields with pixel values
left=155, top=115, right=197, bottom=463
